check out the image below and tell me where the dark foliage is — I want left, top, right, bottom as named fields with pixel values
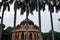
left=48, top=2, right=54, bottom=13
left=0, top=0, right=14, bottom=12
left=0, top=24, right=5, bottom=29
left=9, top=0, right=14, bottom=4
left=0, top=0, right=60, bottom=15
left=2, top=0, right=8, bottom=2
left=3, top=2, right=10, bottom=12
left=1, top=26, right=13, bottom=40
left=42, top=30, right=60, bottom=40
left=0, top=24, right=13, bottom=40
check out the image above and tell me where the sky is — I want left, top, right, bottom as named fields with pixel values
left=0, top=2, right=60, bottom=33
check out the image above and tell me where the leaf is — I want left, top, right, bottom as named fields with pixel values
left=29, top=2, right=35, bottom=11
left=25, top=0, right=30, bottom=3
left=48, top=2, right=54, bottom=13
left=29, top=2, right=36, bottom=14
left=0, top=2, right=3, bottom=11
left=3, top=4, right=6, bottom=12
left=30, top=10, right=33, bottom=15
left=42, top=2, right=46, bottom=11
left=58, top=0, right=60, bottom=1
left=58, top=3, right=60, bottom=10
left=39, top=2, right=42, bottom=10
left=44, top=0, right=48, bottom=1
left=14, top=1, right=17, bottom=11
left=7, top=2, right=10, bottom=11
left=20, top=6, right=26, bottom=15
left=2, top=0, right=8, bottom=2
left=16, top=1, right=21, bottom=9
left=20, top=9, right=24, bottom=15
left=35, top=1, right=38, bottom=11
left=55, top=5, right=58, bottom=13
left=9, top=0, right=14, bottom=4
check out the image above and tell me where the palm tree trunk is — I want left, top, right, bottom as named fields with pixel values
left=26, top=5, right=29, bottom=40
left=50, top=12, right=54, bottom=40
left=38, top=0, right=43, bottom=40
left=13, top=10, right=17, bottom=40
left=0, top=11, right=4, bottom=40
left=38, top=9, right=43, bottom=40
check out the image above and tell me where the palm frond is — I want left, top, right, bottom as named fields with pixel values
left=29, top=2, right=35, bottom=14
left=16, top=1, right=20, bottom=9
left=9, top=0, right=14, bottom=4
left=55, top=5, right=58, bottom=13
left=2, top=2, right=10, bottom=12
left=35, top=0, right=38, bottom=11
left=20, top=5, right=26, bottom=15
left=25, top=0, right=30, bottom=3
left=44, top=0, right=48, bottom=1
left=57, top=3, right=60, bottom=10
left=3, top=3, right=6, bottom=12
left=2, top=0, right=8, bottom=2
left=14, top=1, right=17, bottom=11
left=58, top=0, right=60, bottom=1
left=42, top=2, right=46, bottom=11
left=55, top=2, right=60, bottom=13
left=0, top=2, right=3, bottom=11
left=20, top=9, right=25, bottom=15
left=48, top=2, right=54, bottom=13
left=39, top=2, right=42, bottom=10
left=20, top=2, right=25, bottom=7
left=6, top=2, right=10, bottom=11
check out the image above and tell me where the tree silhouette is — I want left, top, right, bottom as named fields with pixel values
left=0, top=0, right=14, bottom=40
left=45, top=0, right=60, bottom=40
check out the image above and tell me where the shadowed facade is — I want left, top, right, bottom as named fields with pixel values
left=12, top=19, right=48, bottom=40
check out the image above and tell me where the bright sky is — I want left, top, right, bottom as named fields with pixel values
left=0, top=2, right=60, bottom=33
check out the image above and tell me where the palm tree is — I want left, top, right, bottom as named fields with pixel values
left=12, top=0, right=28, bottom=40
left=23, top=0, right=39, bottom=40
left=39, top=0, right=60, bottom=40
left=14, top=0, right=36, bottom=40
left=0, top=0, right=14, bottom=40
left=46, top=0, right=56, bottom=40
left=44, top=0, right=60, bottom=40
left=25, top=5, right=29, bottom=40
left=49, top=0, right=60, bottom=40
left=37, top=0, right=46, bottom=40
left=24, top=0, right=45, bottom=40
left=12, top=0, right=19, bottom=40
left=20, top=0, right=32, bottom=40
left=19, top=0, right=36, bottom=40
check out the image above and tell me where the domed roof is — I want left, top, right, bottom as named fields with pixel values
left=20, top=19, right=34, bottom=25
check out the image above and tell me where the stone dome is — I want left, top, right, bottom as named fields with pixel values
left=15, top=19, right=39, bottom=31
left=20, top=19, right=34, bottom=25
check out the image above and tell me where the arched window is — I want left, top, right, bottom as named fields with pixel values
left=37, top=34, right=38, bottom=40
left=34, top=34, right=36, bottom=40
left=25, top=34, right=26, bottom=39
left=21, top=33, right=24, bottom=39
left=16, top=33, right=17, bottom=39
left=30, top=33, right=32, bottom=39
